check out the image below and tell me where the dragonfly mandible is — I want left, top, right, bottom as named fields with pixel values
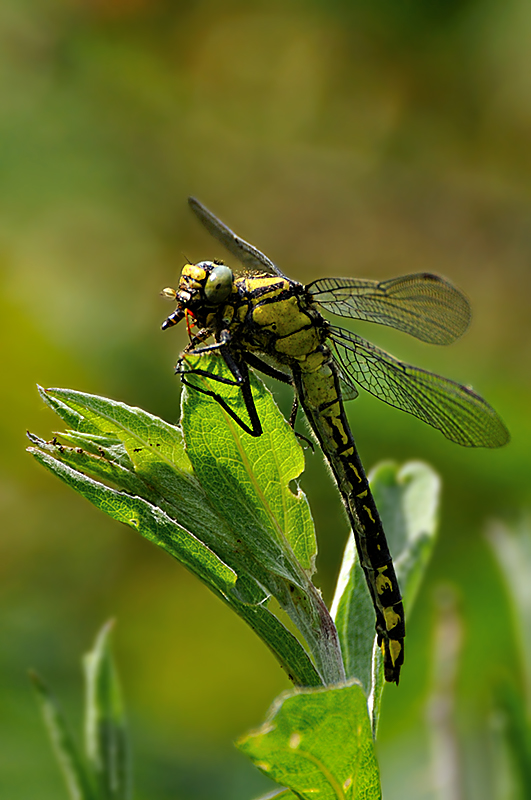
left=161, top=197, right=510, bottom=685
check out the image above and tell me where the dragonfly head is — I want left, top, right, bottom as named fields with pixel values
left=161, top=261, right=234, bottom=330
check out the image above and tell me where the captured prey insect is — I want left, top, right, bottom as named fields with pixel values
left=161, top=197, right=509, bottom=685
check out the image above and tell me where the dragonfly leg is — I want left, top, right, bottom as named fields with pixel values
left=243, top=353, right=314, bottom=450
left=285, top=398, right=313, bottom=451
left=289, top=396, right=299, bottom=427
left=244, top=352, right=293, bottom=385
left=177, top=330, right=241, bottom=384
left=176, top=362, right=241, bottom=387
left=184, top=328, right=230, bottom=355
left=183, top=327, right=212, bottom=350
left=180, top=373, right=262, bottom=437
left=178, top=336, right=263, bottom=437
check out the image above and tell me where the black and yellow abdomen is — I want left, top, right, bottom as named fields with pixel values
left=292, top=351, right=405, bottom=683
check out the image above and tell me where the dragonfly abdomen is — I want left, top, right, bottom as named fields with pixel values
left=293, top=353, right=405, bottom=684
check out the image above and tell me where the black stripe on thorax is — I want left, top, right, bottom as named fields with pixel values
left=249, top=287, right=301, bottom=306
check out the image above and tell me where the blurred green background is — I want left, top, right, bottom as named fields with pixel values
left=2, top=0, right=530, bottom=797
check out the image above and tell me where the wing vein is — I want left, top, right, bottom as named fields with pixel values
left=309, top=273, right=471, bottom=344
left=328, top=326, right=509, bottom=447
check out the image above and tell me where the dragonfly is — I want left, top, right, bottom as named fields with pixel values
left=161, top=197, right=509, bottom=685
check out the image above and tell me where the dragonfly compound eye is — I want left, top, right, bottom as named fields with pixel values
left=204, top=264, right=233, bottom=304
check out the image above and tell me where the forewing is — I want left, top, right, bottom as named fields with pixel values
left=309, top=273, right=471, bottom=344
left=188, top=197, right=288, bottom=279
left=329, top=326, right=509, bottom=447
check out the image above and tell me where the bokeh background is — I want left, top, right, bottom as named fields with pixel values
left=2, top=1, right=531, bottom=798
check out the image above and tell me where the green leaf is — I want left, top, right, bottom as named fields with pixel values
left=27, top=384, right=331, bottom=686
left=231, top=599, right=322, bottom=688
left=377, top=462, right=441, bottom=610
left=29, top=671, right=96, bottom=800
left=28, top=449, right=319, bottom=689
left=29, top=444, right=238, bottom=597
left=182, top=353, right=316, bottom=575
left=180, top=355, right=344, bottom=684
left=331, top=533, right=374, bottom=700
left=238, top=681, right=381, bottom=800
left=331, top=461, right=440, bottom=731
left=83, top=621, right=130, bottom=800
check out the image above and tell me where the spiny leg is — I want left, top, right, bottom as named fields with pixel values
left=178, top=342, right=263, bottom=437
left=243, top=353, right=314, bottom=450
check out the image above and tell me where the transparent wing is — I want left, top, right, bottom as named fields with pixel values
left=308, top=273, right=471, bottom=344
left=339, top=376, right=359, bottom=401
left=329, top=326, right=509, bottom=447
left=188, top=197, right=289, bottom=279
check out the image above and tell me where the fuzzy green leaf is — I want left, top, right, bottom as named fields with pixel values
left=30, top=445, right=238, bottom=597
left=27, top=385, right=328, bottom=686
left=238, top=681, right=381, bottom=800
left=180, top=355, right=344, bottom=684
left=182, top=353, right=316, bottom=575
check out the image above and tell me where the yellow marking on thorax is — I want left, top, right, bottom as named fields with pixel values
left=243, top=276, right=290, bottom=294
left=236, top=304, right=248, bottom=323
left=221, top=304, right=235, bottom=325
left=275, top=327, right=321, bottom=357
left=252, top=295, right=305, bottom=334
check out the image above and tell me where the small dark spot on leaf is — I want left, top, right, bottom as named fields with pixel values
left=133, top=448, right=142, bottom=453
left=76, top=448, right=83, bottom=454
